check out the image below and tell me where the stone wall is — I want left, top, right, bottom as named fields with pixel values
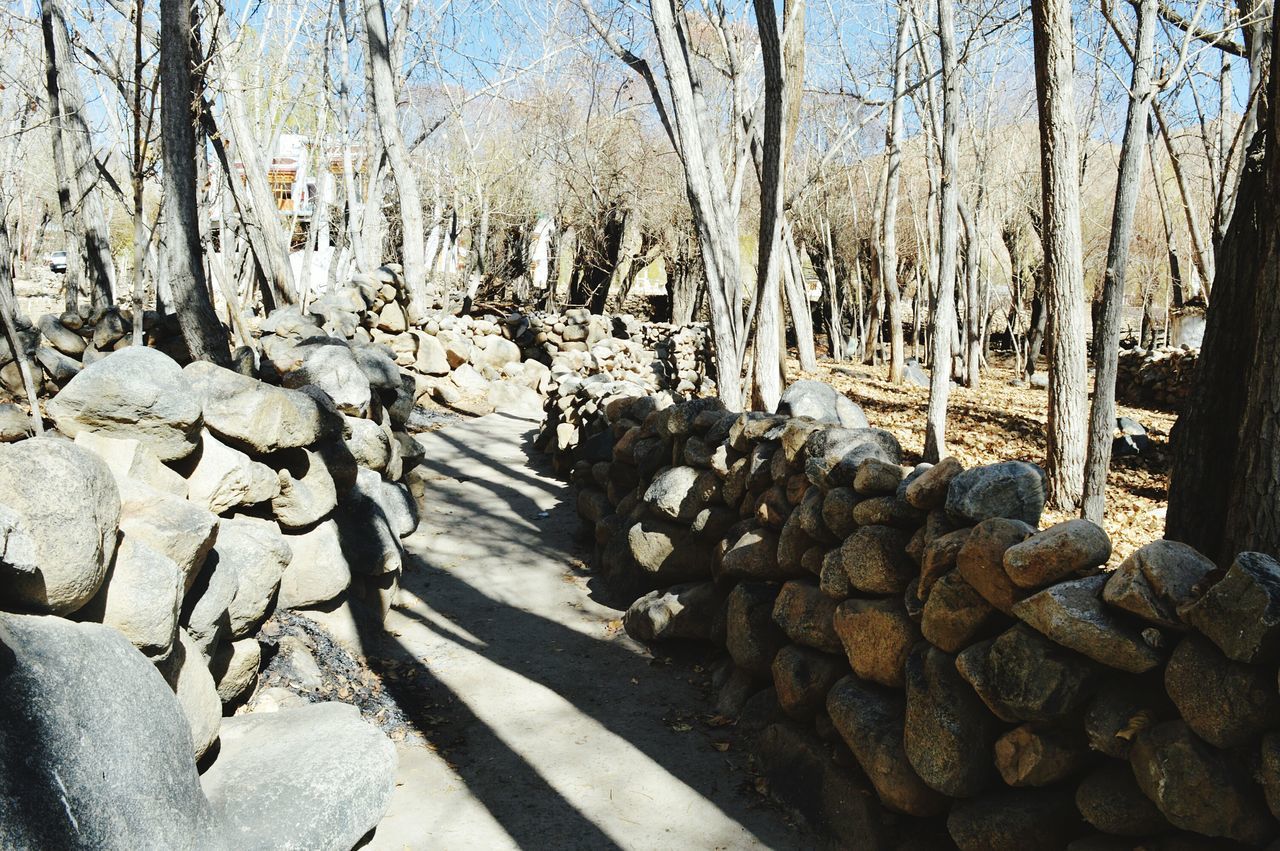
left=0, top=344, right=415, bottom=847
left=1116, top=346, right=1198, bottom=412
left=547, top=383, right=1280, bottom=849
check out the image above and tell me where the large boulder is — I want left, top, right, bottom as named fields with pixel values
left=200, top=702, right=397, bottom=851
left=1102, top=539, right=1215, bottom=629
left=281, top=340, right=372, bottom=416
left=215, top=518, right=293, bottom=638
left=46, top=347, right=202, bottom=461
left=0, top=612, right=218, bottom=849
left=832, top=597, right=918, bottom=688
left=777, top=379, right=868, bottom=428
left=0, top=438, right=120, bottom=615
left=1163, top=632, right=1280, bottom=748
left=1003, top=519, right=1112, bottom=589
left=945, top=461, right=1046, bottom=527
left=623, top=582, right=723, bottom=642
left=904, top=643, right=999, bottom=797
left=185, top=361, right=342, bottom=454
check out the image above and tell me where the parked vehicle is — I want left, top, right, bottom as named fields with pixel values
left=49, top=251, right=67, bottom=273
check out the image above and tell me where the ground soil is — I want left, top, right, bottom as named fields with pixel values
left=800, top=355, right=1176, bottom=565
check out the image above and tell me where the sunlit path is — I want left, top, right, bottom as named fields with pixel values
left=367, top=412, right=806, bottom=850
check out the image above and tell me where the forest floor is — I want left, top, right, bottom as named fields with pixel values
left=802, top=355, right=1176, bottom=565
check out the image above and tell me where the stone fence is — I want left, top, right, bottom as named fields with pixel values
left=1115, top=346, right=1198, bottom=412
left=543, top=379, right=1280, bottom=849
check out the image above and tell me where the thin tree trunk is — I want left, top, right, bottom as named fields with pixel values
left=882, top=2, right=909, bottom=384
left=1032, top=0, right=1089, bottom=509
left=160, top=0, right=230, bottom=365
left=41, top=0, right=85, bottom=313
left=751, top=0, right=786, bottom=410
left=363, top=0, right=427, bottom=318
left=1082, top=0, right=1156, bottom=524
left=958, top=198, right=982, bottom=386
left=0, top=207, right=43, bottom=435
left=924, top=0, right=959, bottom=462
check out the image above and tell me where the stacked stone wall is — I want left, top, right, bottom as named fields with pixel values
left=1115, top=346, right=1198, bottom=412
left=547, top=384, right=1280, bottom=849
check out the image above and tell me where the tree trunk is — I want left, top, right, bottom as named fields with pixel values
left=1032, top=0, right=1089, bottom=509
left=0, top=202, right=43, bottom=435
left=1082, top=0, right=1156, bottom=524
left=41, top=0, right=85, bottom=313
left=1166, top=34, right=1275, bottom=561
left=924, top=0, right=959, bottom=463
left=958, top=198, right=982, bottom=386
left=44, top=0, right=115, bottom=310
left=882, top=2, right=909, bottom=384
left=362, top=0, right=427, bottom=318
left=159, top=0, right=230, bottom=365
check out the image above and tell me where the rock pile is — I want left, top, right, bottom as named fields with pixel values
left=1, top=304, right=189, bottom=396
left=554, top=379, right=1280, bottom=849
left=1116, top=346, right=1197, bottom=412
left=0, top=345, right=409, bottom=848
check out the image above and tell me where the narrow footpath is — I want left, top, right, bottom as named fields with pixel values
left=362, top=411, right=808, bottom=850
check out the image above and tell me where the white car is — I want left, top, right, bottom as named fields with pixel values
left=49, top=251, right=67, bottom=273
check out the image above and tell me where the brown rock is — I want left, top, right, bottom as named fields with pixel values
left=994, top=723, right=1089, bottom=787
left=772, top=580, right=842, bottom=653
left=720, top=526, right=789, bottom=580
left=830, top=526, right=916, bottom=595
left=957, top=518, right=1036, bottom=614
left=771, top=644, right=846, bottom=719
left=956, top=624, right=1099, bottom=722
left=821, top=487, right=859, bottom=539
left=921, top=569, right=998, bottom=653
left=853, top=458, right=904, bottom=496
left=833, top=598, right=919, bottom=688
left=1003, top=519, right=1112, bottom=589
left=904, top=457, right=962, bottom=510
left=1180, top=551, right=1280, bottom=664
left=852, top=496, right=926, bottom=529
left=947, top=787, right=1079, bottom=851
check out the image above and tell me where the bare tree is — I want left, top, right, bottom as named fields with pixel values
left=924, top=0, right=959, bottom=462
left=1083, top=0, right=1156, bottom=523
left=1031, top=0, right=1088, bottom=509
left=159, top=0, right=230, bottom=365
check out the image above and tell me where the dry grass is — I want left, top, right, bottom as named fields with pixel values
left=798, top=355, right=1177, bottom=565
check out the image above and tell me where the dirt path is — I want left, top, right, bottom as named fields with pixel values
left=363, top=411, right=808, bottom=850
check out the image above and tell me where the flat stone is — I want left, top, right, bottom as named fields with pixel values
left=186, top=360, right=342, bottom=454
left=46, top=346, right=202, bottom=461
left=1012, top=575, right=1163, bottom=672
left=117, top=479, right=218, bottom=592
left=278, top=519, right=351, bottom=610
left=184, top=429, right=279, bottom=515
left=74, top=430, right=188, bottom=497
left=201, top=702, right=396, bottom=850
left=78, top=535, right=182, bottom=658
